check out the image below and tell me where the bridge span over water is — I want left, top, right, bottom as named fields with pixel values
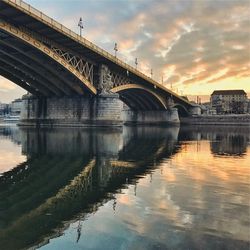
left=0, top=0, right=199, bottom=126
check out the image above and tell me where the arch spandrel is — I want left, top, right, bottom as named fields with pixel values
left=0, top=20, right=97, bottom=95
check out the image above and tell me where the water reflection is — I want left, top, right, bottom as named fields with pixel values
left=179, top=126, right=250, bottom=156
left=0, top=126, right=179, bottom=250
left=0, top=125, right=249, bottom=250
left=0, top=125, right=26, bottom=174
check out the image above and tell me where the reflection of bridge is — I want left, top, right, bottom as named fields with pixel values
left=0, top=126, right=180, bottom=249
left=0, top=125, right=21, bottom=144
left=0, top=0, right=199, bottom=127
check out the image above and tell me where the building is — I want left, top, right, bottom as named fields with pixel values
left=10, top=98, right=22, bottom=115
left=0, top=102, right=9, bottom=116
left=211, top=90, right=248, bottom=114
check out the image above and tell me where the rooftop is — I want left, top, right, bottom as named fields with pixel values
left=211, top=90, right=247, bottom=96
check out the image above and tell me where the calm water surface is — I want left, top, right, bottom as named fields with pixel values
left=0, top=125, right=249, bottom=250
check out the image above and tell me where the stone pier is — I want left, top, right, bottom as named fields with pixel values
left=122, top=108, right=180, bottom=125
left=19, top=94, right=123, bottom=127
left=19, top=95, right=181, bottom=127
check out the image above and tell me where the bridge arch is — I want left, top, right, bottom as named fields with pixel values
left=111, top=84, right=167, bottom=111
left=0, top=20, right=97, bottom=96
left=173, top=104, right=189, bottom=117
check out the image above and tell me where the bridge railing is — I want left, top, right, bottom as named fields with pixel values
left=4, top=0, right=192, bottom=106
left=5, top=0, right=163, bottom=81
left=5, top=0, right=157, bottom=79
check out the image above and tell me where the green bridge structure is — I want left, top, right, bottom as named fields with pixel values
left=0, top=0, right=200, bottom=126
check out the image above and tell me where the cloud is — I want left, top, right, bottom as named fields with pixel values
left=6, top=0, right=250, bottom=99
left=0, top=76, right=25, bottom=103
left=0, top=77, right=16, bottom=91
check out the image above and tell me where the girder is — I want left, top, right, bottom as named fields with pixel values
left=0, top=48, right=63, bottom=96
left=0, top=68, right=41, bottom=96
left=0, top=37, right=85, bottom=95
left=112, top=84, right=167, bottom=110
left=0, top=19, right=97, bottom=94
left=0, top=61, right=52, bottom=96
left=111, top=72, right=133, bottom=88
left=0, top=0, right=194, bottom=111
left=131, top=91, right=152, bottom=110
left=121, top=92, right=146, bottom=110
left=19, top=24, right=95, bottom=86
left=51, top=46, right=94, bottom=84
left=140, top=92, right=161, bottom=110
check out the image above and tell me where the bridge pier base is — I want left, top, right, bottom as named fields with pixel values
left=122, top=108, right=180, bottom=125
left=19, top=94, right=123, bottom=127
left=189, top=105, right=202, bottom=116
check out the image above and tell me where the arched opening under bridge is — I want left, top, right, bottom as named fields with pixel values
left=111, top=84, right=167, bottom=111
left=174, top=104, right=189, bottom=117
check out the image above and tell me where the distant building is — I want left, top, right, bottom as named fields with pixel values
left=0, top=102, right=9, bottom=115
left=211, top=90, right=248, bottom=114
left=10, top=98, right=22, bottom=115
left=248, top=99, right=250, bottom=114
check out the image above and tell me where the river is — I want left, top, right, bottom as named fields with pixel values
left=0, top=124, right=249, bottom=250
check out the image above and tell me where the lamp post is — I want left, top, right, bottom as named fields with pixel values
left=114, top=43, right=118, bottom=57
left=135, top=58, right=138, bottom=69
left=78, top=17, right=83, bottom=37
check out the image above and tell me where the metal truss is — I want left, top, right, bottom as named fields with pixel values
left=19, top=25, right=94, bottom=85
left=110, top=72, right=133, bottom=87
left=51, top=46, right=94, bottom=84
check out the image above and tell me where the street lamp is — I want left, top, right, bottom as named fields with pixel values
left=78, top=17, right=83, bottom=37
left=114, top=43, right=118, bottom=57
left=135, top=58, right=138, bottom=69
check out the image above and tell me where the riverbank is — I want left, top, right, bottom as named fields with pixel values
left=181, top=114, right=250, bottom=126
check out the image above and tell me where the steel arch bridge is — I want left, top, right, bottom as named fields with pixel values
left=0, top=0, right=199, bottom=126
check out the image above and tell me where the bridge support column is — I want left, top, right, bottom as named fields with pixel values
left=19, top=94, right=123, bottom=127
left=189, top=105, right=201, bottom=116
left=122, top=108, right=180, bottom=125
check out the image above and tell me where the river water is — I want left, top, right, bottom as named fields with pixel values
left=0, top=124, right=249, bottom=250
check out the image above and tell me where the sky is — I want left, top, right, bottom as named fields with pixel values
left=0, top=0, right=249, bottom=103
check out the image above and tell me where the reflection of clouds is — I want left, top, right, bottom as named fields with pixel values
left=159, top=141, right=250, bottom=240
left=35, top=128, right=250, bottom=249
left=0, top=138, right=26, bottom=174
left=175, top=142, right=250, bottom=181
left=103, top=140, right=250, bottom=244
left=117, top=194, right=131, bottom=206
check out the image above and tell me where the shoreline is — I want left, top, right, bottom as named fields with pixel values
left=180, top=114, right=250, bottom=126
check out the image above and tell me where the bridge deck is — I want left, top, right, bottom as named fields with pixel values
left=0, top=0, right=193, bottom=107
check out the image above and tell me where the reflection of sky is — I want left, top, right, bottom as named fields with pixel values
left=0, top=138, right=26, bottom=174
left=41, top=141, right=250, bottom=249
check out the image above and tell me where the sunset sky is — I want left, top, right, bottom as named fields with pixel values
left=0, top=0, right=249, bottom=103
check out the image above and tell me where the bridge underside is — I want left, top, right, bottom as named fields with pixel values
left=0, top=0, right=198, bottom=127
left=116, top=88, right=166, bottom=111
left=0, top=29, right=92, bottom=97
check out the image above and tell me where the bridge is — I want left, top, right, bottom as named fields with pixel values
left=0, top=0, right=200, bottom=126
